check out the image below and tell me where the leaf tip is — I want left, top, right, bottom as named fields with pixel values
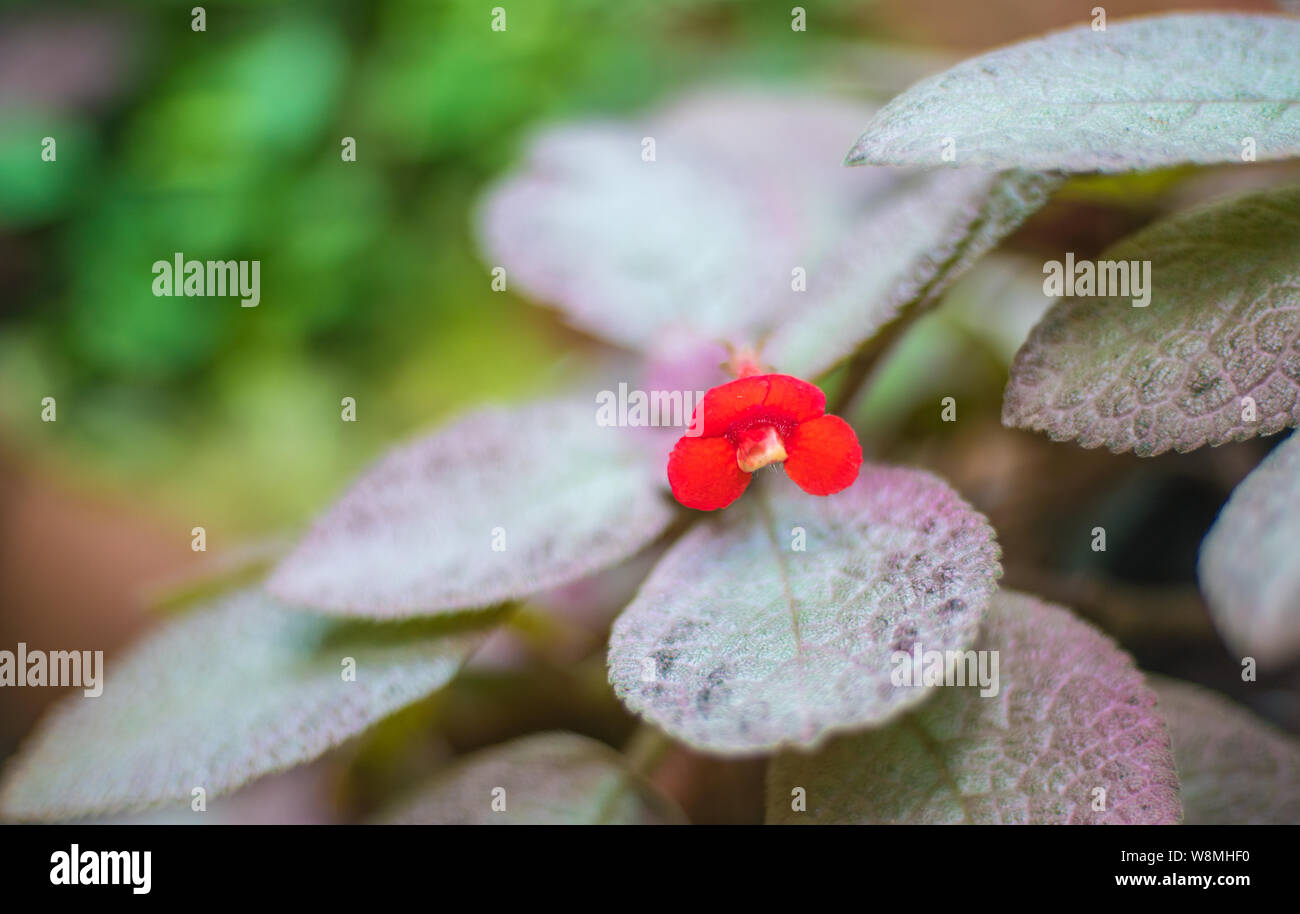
left=843, top=141, right=869, bottom=167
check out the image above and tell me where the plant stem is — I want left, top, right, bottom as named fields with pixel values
left=624, top=724, right=675, bottom=778
left=824, top=303, right=918, bottom=417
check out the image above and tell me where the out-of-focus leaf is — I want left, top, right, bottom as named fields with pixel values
left=1198, top=431, right=1300, bottom=668
left=766, top=591, right=1182, bottom=824
left=608, top=469, right=1001, bottom=756
left=0, top=590, right=493, bottom=821
left=376, top=732, right=687, bottom=824
left=1004, top=186, right=1300, bottom=456
left=0, top=113, right=96, bottom=227
left=765, top=169, right=1056, bottom=377
left=62, top=179, right=257, bottom=377
left=124, top=19, right=347, bottom=188
left=268, top=397, right=675, bottom=617
left=1150, top=675, right=1300, bottom=824
left=479, top=89, right=1053, bottom=375
left=847, top=14, right=1300, bottom=172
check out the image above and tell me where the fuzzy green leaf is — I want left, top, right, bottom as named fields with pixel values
left=0, top=590, right=491, bottom=821
left=608, top=469, right=1001, bottom=756
left=1198, top=431, right=1300, bottom=668
left=268, top=397, right=674, bottom=617
left=766, top=591, right=1182, bottom=824
left=848, top=13, right=1300, bottom=172
left=376, top=732, right=687, bottom=825
left=1151, top=675, right=1300, bottom=824
left=764, top=169, right=1057, bottom=378
left=1004, top=186, right=1300, bottom=455
left=480, top=89, right=1052, bottom=375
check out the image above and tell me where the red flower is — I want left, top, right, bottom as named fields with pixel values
left=668, top=374, right=862, bottom=511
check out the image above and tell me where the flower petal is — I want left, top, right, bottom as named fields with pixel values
left=693, top=374, right=825, bottom=438
left=783, top=415, right=862, bottom=496
left=762, top=374, right=825, bottom=425
left=667, top=435, right=751, bottom=511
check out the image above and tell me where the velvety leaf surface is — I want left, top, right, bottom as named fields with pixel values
left=268, top=397, right=674, bottom=617
left=1151, top=675, right=1300, bottom=824
left=847, top=14, right=1300, bottom=172
left=1198, top=431, right=1300, bottom=668
left=764, top=169, right=1057, bottom=378
left=1004, top=186, right=1300, bottom=455
left=377, top=732, right=687, bottom=825
left=0, top=590, right=489, bottom=821
left=766, top=591, right=1181, bottom=824
left=608, top=469, right=1001, bottom=756
left=480, top=89, right=1052, bottom=375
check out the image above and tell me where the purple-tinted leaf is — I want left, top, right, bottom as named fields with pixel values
left=1004, top=186, right=1300, bottom=455
left=848, top=14, right=1300, bottom=172
left=766, top=591, right=1182, bottom=824
left=1151, top=675, right=1300, bottom=824
left=1198, top=431, right=1300, bottom=668
left=0, top=590, right=490, bottom=821
left=376, top=732, right=686, bottom=824
left=764, top=169, right=1056, bottom=377
left=268, top=397, right=674, bottom=617
left=608, top=468, right=1001, bottom=756
left=479, top=88, right=1052, bottom=376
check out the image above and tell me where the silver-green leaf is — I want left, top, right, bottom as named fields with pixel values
left=608, top=469, right=1001, bottom=756
left=1198, top=431, right=1300, bottom=668
left=1004, top=185, right=1300, bottom=455
left=764, top=169, right=1057, bottom=378
left=848, top=13, right=1300, bottom=172
left=480, top=88, right=1052, bottom=375
left=766, top=591, right=1182, bottom=824
left=376, top=732, right=687, bottom=825
left=1151, top=675, right=1300, bottom=824
left=0, top=590, right=491, bottom=821
left=268, top=397, right=674, bottom=617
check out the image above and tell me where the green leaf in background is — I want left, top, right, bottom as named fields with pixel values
left=0, top=112, right=97, bottom=228
left=1198, top=431, right=1300, bottom=669
left=123, top=18, right=347, bottom=190
left=479, top=89, right=1053, bottom=375
left=847, top=14, right=1300, bottom=172
left=0, top=590, right=494, bottom=821
left=375, top=732, right=686, bottom=824
left=765, top=591, right=1181, bottom=824
left=1003, top=186, right=1300, bottom=456
left=1150, top=675, right=1300, bottom=825
left=608, top=468, right=1001, bottom=756
left=848, top=254, right=1054, bottom=444
left=268, top=397, right=675, bottom=617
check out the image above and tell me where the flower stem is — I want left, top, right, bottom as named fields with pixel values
left=624, top=724, right=675, bottom=778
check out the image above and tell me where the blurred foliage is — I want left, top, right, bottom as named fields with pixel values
left=0, top=0, right=885, bottom=532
